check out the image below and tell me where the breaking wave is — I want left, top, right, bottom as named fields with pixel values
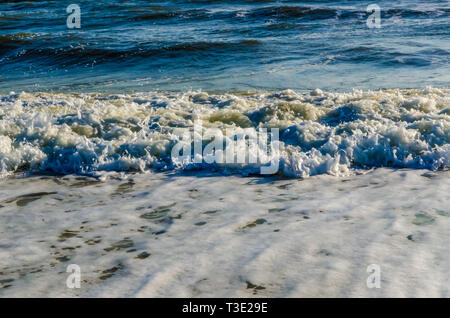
left=0, top=87, right=448, bottom=178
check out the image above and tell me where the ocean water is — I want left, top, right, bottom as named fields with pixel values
left=0, top=88, right=449, bottom=178
left=0, top=0, right=449, bottom=92
left=0, top=0, right=449, bottom=178
left=1, top=1, right=449, bottom=297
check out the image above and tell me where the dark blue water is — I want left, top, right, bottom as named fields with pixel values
left=0, top=0, right=449, bottom=92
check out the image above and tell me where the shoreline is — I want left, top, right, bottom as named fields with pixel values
left=1, top=168, right=448, bottom=297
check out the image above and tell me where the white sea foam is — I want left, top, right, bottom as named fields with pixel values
left=0, top=88, right=448, bottom=177
left=0, top=168, right=448, bottom=296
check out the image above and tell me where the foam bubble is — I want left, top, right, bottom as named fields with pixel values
left=0, top=88, right=448, bottom=177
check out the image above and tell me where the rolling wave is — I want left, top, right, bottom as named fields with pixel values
left=0, top=88, right=448, bottom=178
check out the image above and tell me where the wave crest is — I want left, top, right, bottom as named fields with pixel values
left=0, top=88, right=448, bottom=177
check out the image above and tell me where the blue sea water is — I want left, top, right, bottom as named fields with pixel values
left=0, top=0, right=449, bottom=92
left=0, top=1, right=448, bottom=177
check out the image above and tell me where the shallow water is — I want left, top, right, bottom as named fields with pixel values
left=0, top=169, right=448, bottom=297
